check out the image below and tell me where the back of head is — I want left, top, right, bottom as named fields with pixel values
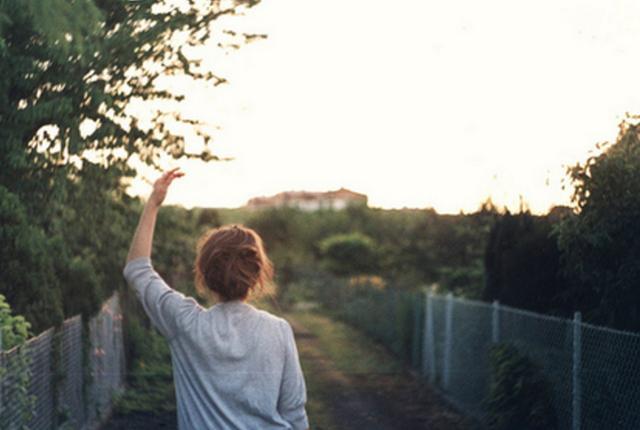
left=195, top=224, right=274, bottom=302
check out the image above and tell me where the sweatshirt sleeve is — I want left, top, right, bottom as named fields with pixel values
left=122, top=257, right=202, bottom=340
left=277, top=320, right=309, bottom=430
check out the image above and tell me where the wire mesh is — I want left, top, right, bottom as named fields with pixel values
left=338, top=288, right=420, bottom=367
left=0, top=293, right=125, bottom=430
left=0, top=328, right=54, bottom=430
left=87, top=294, right=126, bottom=425
left=499, top=305, right=573, bottom=429
left=581, top=323, right=640, bottom=429
left=420, top=293, right=640, bottom=430
left=25, top=329, right=55, bottom=430
left=447, top=298, right=493, bottom=420
left=57, top=315, right=85, bottom=428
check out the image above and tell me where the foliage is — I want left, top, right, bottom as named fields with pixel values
left=246, top=207, right=302, bottom=258
left=485, top=343, right=557, bottom=430
left=242, top=205, right=495, bottom=300
left=195, top=207, right=223, bottom=231
left=0, top=0, right=261, bottom=331
left=0, top=294, right=35, bottom=427
left=0, top=293, right=31, bottom=349
left=319, top=232, right=379, bottom=276
left=1, top=0, right=260, bottom=178
left=0, top=185, right=64, bottom=332
left=555, top=117, right=640, bottom=330
left=428, top=211, right=496, bottom=298
left=115, top=317, right=175, bottom=414
left=438, top=263, right=483, bottom=297
left=153, top=205, right=200, bottom=298
left=483, top=210, right=569, bottom=314
left=0, top=1, right=260, bottom=424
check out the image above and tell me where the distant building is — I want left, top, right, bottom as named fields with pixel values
left=246, top=188, right=367, bottom=211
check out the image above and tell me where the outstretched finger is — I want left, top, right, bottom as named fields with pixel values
left=166, top=172, right=184, bottom=184
left=167, top=168, right=183, bottom=178
left=166, top=173, right=183, bottom=183
left=159, top=168, right=181, bottom=183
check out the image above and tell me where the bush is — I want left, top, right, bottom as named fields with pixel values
left=0, top=293, right=32, bottom=349
left=0, top=294, right=35, bottom=425
left=115, top=313, right=175, bottom=414
left=485, top=343, right=557, bottom=430
left=318, top=232, right=379, bottom=276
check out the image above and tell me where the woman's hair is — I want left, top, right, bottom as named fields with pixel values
left=194, top=224, right=274, bottom=302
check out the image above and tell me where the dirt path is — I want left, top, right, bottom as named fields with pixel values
left=287, top=315, right=474, bottom=430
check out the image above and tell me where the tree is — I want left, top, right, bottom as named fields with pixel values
left=483, top=210, right=567, bottom=314
left=0, top=185, right=63, bottom=332
left=0, top=0, right=263, bottom=330
left=2, top=0, right=263, bottom=223
left=555, top=117, right=640, bottom=330
left=1, top=0, right=261, bottom=184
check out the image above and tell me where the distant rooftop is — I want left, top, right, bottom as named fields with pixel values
left=246, top=188, right=367, bottom=211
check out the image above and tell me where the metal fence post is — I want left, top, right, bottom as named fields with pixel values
left=492, top=300, right=500, bottom=343
left=424, top=292, right=437, bottom=383
left=573, top=312, right=582, bottom=430
left=428, top=294, right=436, bottom=382
left=422, top=292, right=428, bottom=378
left=412, top=297, right=420, bottom=369
left=443, top=293, right=453, bottom=390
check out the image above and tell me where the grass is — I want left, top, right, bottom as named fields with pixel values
left=284, top=310, right=405, bottom=429
left=288, top=311, right=403, bottom=375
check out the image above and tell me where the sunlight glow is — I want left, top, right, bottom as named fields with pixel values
left=129, top=0, right=640, bottom=214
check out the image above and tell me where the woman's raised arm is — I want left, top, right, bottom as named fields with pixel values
left=126, top=168, right=184, bottom=262
left=123, top=168, right=201, bottom=340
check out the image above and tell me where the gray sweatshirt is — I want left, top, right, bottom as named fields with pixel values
left=123, top=257, right=309, bottom=430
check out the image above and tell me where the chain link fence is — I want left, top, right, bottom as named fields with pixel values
left=310, top=271, right=640, bottom=430
left=421, top=293, right=640, bottom=430
left=6, top=279, right=638, bottom=429
left=0, top=293, right=125, bottom=430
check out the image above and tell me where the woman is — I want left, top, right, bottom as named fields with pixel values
left=123, top=169, right=309, bottom=430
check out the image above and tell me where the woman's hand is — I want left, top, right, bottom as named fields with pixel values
left=149, top=168, right=184, bottom=208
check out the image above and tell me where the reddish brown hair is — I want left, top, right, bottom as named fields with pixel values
left=195, top=224, right=274, bottom=302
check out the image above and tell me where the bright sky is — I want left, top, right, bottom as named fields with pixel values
left=132, top=0, right=640, bottom=214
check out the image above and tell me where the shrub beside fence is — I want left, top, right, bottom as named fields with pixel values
left=310, top=273, right=640, bottom=430
left=0, top=293, right=125, bottom=430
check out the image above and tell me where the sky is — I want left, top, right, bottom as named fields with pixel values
left=130, top=0, right=640, bottom=214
